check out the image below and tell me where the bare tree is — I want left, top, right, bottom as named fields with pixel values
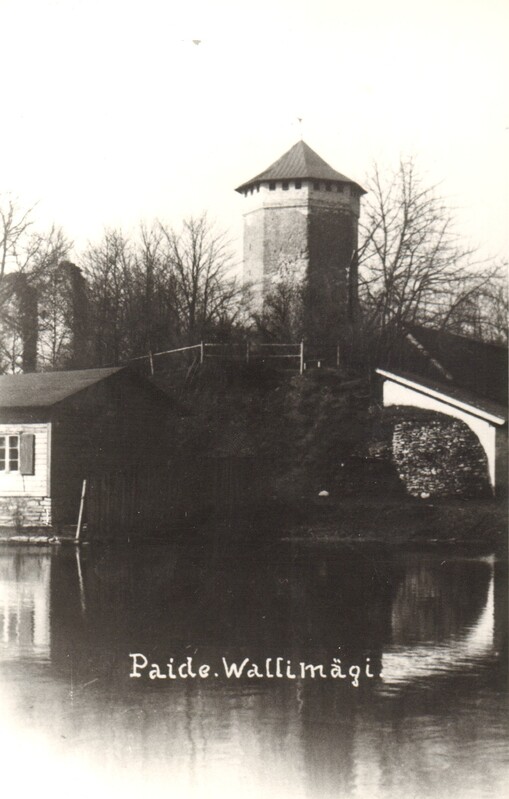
left=37, top=260, right=90, bottom=371
left=0, top=196, right=36, bottom=281
left=431, top=261, right=508, bottom=345
left=358, top=158, right=504, bottom=356
left=24, top=227, right=74, bottom=371
left=136, top=222, right=179, bottom=354
left=80, top=229, right=137, bottom=365
left=0, top=194, right=73, bottom=372
left=82, top=215, right=240, bottom=365
left=158, top=214, right=240, bottom=344
left=252, top=278, right=304, bottom=342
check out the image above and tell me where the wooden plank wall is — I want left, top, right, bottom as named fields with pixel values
left=85, top=456, right=260, bottom=540
left=50, top=371, right=174, bottom=525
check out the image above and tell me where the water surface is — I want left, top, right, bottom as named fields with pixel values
left=0, top=540, right=507, bottom=798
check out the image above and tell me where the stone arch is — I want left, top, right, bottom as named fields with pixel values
left=378, top=371, right=504, bottom=491
left=388, top=408, right=491, bottom=498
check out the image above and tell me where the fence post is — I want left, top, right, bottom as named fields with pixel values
left=336, top=342, right=340, bottom=368
left=200, top=341, right=204, bottom=364
left=299, top=340, right=304, bottom=375
left=246, top=340, right=250, bottom=364
left=75, top=479, right=87, bottom=542
left=149, top=350, right=154, bottom=376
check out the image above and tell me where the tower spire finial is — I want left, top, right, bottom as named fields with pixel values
left=297, top=117, right=304, bottom=140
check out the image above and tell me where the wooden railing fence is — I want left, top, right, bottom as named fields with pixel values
left=128, top=341, right=307, bottom=375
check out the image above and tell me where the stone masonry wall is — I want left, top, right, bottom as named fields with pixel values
left=0, top=496, right=52, bottom=528
left=306, top=204, right=356, bottom=347
left=241, top=181, right=360, bottom=346
left=263, top=205, right=308, bottom=292
left=391, top=417, right=490, bottom=498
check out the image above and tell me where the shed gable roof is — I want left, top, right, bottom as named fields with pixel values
left=0, top=367, right=124, bottom=408
left=235, top=140, right=366, bottom=194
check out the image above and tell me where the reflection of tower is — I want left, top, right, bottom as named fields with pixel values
left=236, top=141, right=365, bottom=347
left=0, top=553, right=51, bottom=658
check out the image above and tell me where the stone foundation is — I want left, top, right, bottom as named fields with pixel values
left=392, top=417, right=490, bottom=498
left=361, top=407, right=492, bottom=499
left=0, top=496, right=52, bottom=527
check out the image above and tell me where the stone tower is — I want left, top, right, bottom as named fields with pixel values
left=236, top=140, right=365, bottom=347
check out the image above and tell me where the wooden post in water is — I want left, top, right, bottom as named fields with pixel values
left=336, top=342, right=340, bottom=368
left=246, top=340, right=250, bottom=364
left=149, top=350, right=155, bottom=376
left=75, top=478, right=87, bottom=542
left=200, top=341, right=205, bottom=364
left=299, top=341, right=304, bottom=375
left=75, top=548, right=86, bottom=613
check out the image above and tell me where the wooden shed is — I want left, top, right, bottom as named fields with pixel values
left=0, top=367, right=175, bottom=529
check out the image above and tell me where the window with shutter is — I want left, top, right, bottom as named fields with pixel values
left=20, top=433, right=35, bottom=475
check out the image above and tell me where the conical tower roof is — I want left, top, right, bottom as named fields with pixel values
left=235, top=140, right=366, bottom=194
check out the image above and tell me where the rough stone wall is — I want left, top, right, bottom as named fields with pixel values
left=241, top=182, right=360, bottom=346
left=391, top=417, right=490, bottom=498
left=263, top=206, right=309, bottom=291
left=63, top=262, right=91, bottom=369
left=0, top=496, right=52, bottom=528
left=15, top=274, right=38, bottom=373
left=242, top=200, right=308, bottom=308
left=243, top=207, right=266, bottom=304
left=306, top=204, right=356, bottom=347
left=245, top=202, right=358, bottom=346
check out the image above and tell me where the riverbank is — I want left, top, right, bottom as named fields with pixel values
left=280, top=495, right=507, bottom=553
left=1, top=493, right=504, bottom=554
left=1, top=364, right=505, bottom=550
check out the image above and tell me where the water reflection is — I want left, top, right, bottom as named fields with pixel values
left=382, top=556, right=496, bottom=687
left=0, top=541, right=506, bottom=799
left=0, top=549, right=51, bottom=660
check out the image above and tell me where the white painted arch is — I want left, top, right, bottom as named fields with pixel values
left=376, top=369, right=506, bottom=490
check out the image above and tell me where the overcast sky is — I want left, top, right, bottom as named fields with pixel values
left=1, top=0, right=507, bottom=267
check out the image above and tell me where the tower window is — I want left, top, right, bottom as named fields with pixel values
left=313, top=181, right=320, bottom=190
left=325, top=182, right=331, bottom=191
left=269, top=181, right=276, bottom=191
left=295, top=180, right=302, bottom=189
left=282, top=181, right=289, bottom=191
